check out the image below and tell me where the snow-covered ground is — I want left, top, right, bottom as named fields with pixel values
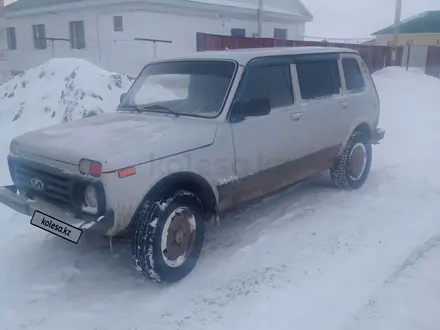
left=1, top=65, right=440, bottom=330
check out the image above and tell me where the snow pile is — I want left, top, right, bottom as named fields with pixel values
left=0, top=58, right=134, bottom=183
left=0, top=58, right=133, bottom=125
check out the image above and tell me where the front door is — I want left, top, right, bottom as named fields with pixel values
left=227, top=59, right=307, bottom=205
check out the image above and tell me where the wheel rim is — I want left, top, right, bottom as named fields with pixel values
left=347, top=143, right=367, bottom=181
left=161, top=206, right=197, bottom=268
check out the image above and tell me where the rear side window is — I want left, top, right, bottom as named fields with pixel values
left=239, top=64, right=294, bottom=108
left=296, top=60, right=341, bottom=100
left=342, top=58, right=365, bottom=91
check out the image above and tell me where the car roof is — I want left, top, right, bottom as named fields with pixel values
left=156, top=46, right=358, bottom=64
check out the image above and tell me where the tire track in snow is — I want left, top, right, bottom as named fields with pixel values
left=348, top=234, right=440, bottom=329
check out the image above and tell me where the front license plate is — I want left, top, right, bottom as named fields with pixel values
left=30, top=211, right=82, bottom=244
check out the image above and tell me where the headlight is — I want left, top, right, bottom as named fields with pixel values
left=82, top=185, right=98, bottom=214
left=10, top=141, right=20, bottom=155
left=79, top=158, right=102, bottom=178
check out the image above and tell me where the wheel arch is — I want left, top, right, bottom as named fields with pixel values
left=130, top=171, right=219, bottom=227
left=353, top=122, right=372, bottom=140
left=339, top=122, right=372, bottom=157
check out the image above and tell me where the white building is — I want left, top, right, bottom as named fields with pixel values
left=2, top=0, right=312, bottom=77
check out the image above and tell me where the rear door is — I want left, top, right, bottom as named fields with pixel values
left=340, top=54, right=378, bottom=132
left=292, top=53, right=350, bottom=168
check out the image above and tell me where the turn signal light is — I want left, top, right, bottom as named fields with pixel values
left=118, top=167, right=136, bottom=178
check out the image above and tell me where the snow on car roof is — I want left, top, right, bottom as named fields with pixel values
left=155, top=47, right=358, bottom=65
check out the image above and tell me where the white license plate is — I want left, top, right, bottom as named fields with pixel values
left=30, top=211, right=83, bottom=244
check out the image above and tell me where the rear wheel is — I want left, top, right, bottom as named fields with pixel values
left=132, top=190, right=206, bottom=283
left=330, top=132, right=372, bottom=190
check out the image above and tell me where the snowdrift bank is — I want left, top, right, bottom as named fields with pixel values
left=0, top=58, right=133, bottom=183
left=0, top=58, right=133, bottom=125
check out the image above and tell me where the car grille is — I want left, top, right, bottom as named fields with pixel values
left=10, top=159, right=74, bottom=207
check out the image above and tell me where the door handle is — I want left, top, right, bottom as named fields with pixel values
left=340, top=101, right=349, bottom=109
left=291, top=112, right=303, bottom=122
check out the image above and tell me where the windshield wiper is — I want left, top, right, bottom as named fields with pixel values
left=137, top=104, right=180, bottom=117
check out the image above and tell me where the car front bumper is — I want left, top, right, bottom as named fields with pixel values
left=0, top=185, right=114, bottom=235
left=372, top=128, right=386, bottom=145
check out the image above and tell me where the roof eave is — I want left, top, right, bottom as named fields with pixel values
left=5, top=0, right=312, bottom=21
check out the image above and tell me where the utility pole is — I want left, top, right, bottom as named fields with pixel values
left=257, top=0, right=263, bottom=37
left=392, top=0, right=403, bottom=65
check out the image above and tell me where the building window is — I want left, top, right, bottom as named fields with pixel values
left=296, top=60, right=341, bottom=100
left=70, top=21, right=86, bottom=49
left=231, top=28, right=246, bottom=37
left=6, top=27, right=17, bottom=50
left=113, top=16, right=123, bottom=32
left=33, top=24, right=47, bottom=49
left=274, top=28, right=288, bottom=40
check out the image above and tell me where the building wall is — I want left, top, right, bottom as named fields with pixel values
left=374, top=33, right=440, bottom=47
left=4, top=2, right=305, bottom=76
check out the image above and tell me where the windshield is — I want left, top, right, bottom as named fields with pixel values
left=119, top=60, right=237, bottom=118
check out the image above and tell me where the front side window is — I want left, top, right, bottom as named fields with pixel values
left=342, top=58, right=365, bottom=91
left=70, top=21, right=86, bottom=49
left=238, top=64, right=294, bottom=109
left=119, top=60, right=236, bottom=118
left=33, top=24, right=46, bottom=49
left=296, top=60, right=341, bottom=100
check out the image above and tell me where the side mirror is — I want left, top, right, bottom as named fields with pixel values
left=230, top=98, right=271, bottom=122
left=120, top=93, right=127, bottom=104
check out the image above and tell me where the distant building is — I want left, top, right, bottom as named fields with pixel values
left=372, top=11, right=440, bottom=47
left=2, top=0, right=313, bottom=77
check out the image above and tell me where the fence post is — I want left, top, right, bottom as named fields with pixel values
left=406, top=43, right=411, bottom=71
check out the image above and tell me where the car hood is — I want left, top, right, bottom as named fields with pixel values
left=13, top=112, right=218, bottom=172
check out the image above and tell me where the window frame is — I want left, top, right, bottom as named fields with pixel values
left=294, top=55, right=342, bottom=101
left=118, top=59, right=239, bottom=119
left=113, top=15, right=123, bottom=32
left=274, top=28, right=288, bottom=40
left=340, top=54, right=367, bottom=94
left=6, top=27, right=17, bottom=50
left=230, top=28, right=246, bottom=37
left=234, top=63, right=295, bottom=112
left=69, top=20, right=86, bottom=50
left=32, top=24, right=47, bottom=50
left=228, top=55, right=299, bottom=121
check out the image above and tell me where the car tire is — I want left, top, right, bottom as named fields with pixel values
left=330, top=131, right=372, bottom=190
left=132, top=190, right=206, bottom=283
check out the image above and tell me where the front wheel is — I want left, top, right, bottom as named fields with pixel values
left=133, top=190, right=206, bottom=283
left=330, top=132, right=372, bottom=190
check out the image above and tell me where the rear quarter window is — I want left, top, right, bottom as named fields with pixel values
left=296, top=60, right=341, bottom=100
left=342, top=57, right=365, bottom=91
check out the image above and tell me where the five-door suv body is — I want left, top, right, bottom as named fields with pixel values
left=0, top=47, right=385, bottom=283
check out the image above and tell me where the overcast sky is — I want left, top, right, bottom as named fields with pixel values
left=301, top=0, right=440, bottom=40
